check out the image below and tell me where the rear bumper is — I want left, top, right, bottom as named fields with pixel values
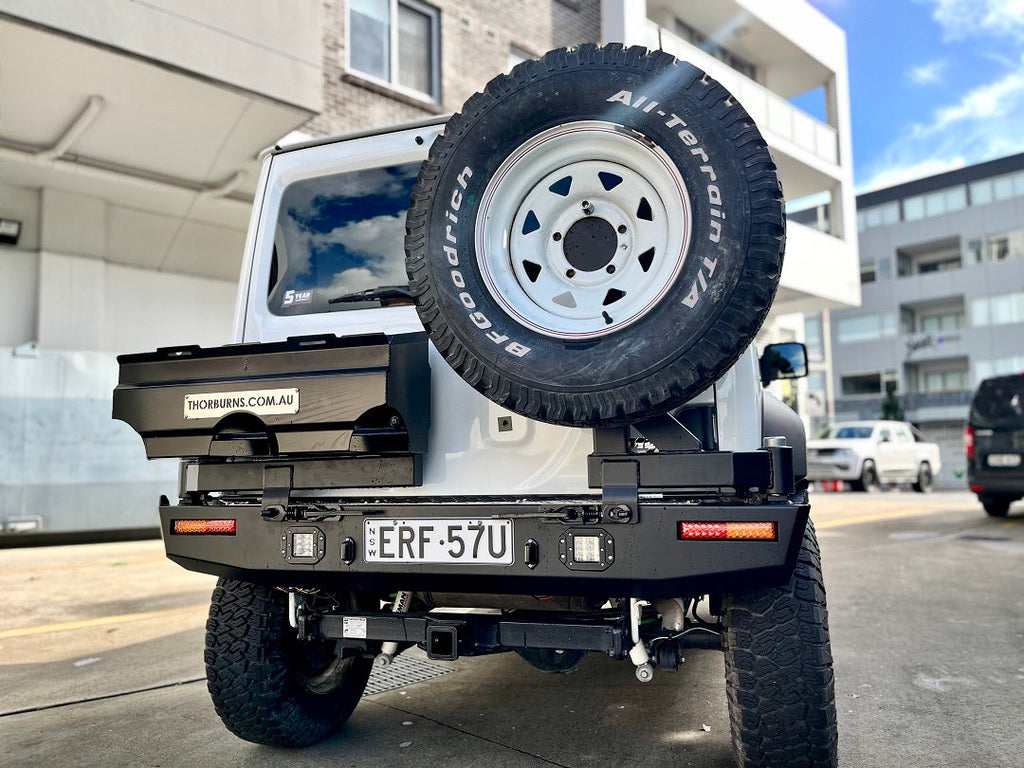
left=968, top=472, right=1024, bottom=497
left=161, top=497, right=809, bottom=598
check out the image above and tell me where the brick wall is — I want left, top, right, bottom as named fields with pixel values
left=304, top=0, right=601, bottom=136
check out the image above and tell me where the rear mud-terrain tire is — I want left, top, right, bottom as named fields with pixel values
left=205, top=579, right=373, bottom=747
left=406, top=43, right=784, bottom=427
left=981, top=495, right=1012, bottom=517
left=912, top=462, right=932, bottom=493
left=850, top=460, right=878, bottom=492
left=722, top=522, right=838, bottom=768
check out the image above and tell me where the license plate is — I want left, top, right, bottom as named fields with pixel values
left=364, top=519, right=514, bottom=564
left=987, top=453, right=1022, bottom=467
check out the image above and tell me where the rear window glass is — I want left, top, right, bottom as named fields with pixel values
left=822, top=426, right=873, bottom=439
left=971, top=376, right=1024, bottom=425
left=268, top=162, right=421, bottom=315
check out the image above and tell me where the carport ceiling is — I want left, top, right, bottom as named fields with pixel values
left=0, top=18, right=314, bottom=227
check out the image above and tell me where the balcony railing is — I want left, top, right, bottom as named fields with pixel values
left=647, top=22, right=838, bottom=166
left=835, top=390, right=973, bottom=422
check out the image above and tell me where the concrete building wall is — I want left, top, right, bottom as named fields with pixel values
left=0, top=174, right=238, bottom=537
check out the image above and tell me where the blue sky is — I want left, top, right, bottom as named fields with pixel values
left=805, top=0, right=1024, bottom=191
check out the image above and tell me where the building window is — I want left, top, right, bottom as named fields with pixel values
left=969, top=171, right=1024, bottom=206
left=971, top=290, right=1024, bottom=327
left=903, top=195, right=925, bottom=221
left=349, top=0, right=440, bottom=100
left=922, top=369, right=968, bottom=392
left=836, top=314, right=896, bottom=344
left=976, top=356, right=1024, bottom=383
left=841, top=372, right=883, bottom=396
left=804, top=314, right=824, bottom=361
left=966, top=238, right=984, bottom=265
left=919, top=310, right=964, bottom=333
left=858, top=201, right=899, bottom=231
left=994, top=175, right=1015, bottom=201
left=900, top=306, right=915, bottom=335
left=860, top=262, right=877, bottom=283
left=896, top=237, right=962, bottom=276
left=902, top=186, right=966, bottom=222
left=987, top=229, right=1024, bottom=262
left=970, top=180, right=993, bottom=206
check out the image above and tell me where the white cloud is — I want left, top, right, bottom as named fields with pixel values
left=907, top=59, right=947, bottom=84
left=919, top=0, right=1024, bottom=41
left=860, top=157, right=967, bottom=193
left=927, top=65, right=1024, bottom=129
left=862, top=54, right=1024, bottom=191
left=317, top=214, right=410, bottom=294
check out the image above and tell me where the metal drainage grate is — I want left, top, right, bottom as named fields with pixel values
left=363, top=654, right=454, bottom=696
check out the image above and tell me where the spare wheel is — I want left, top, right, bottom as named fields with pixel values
left=405, top=43, right=785, bottom=427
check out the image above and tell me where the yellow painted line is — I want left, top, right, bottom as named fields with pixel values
left=0, top=603, right=208, bottom=640
left=815, top=507, right=938, bottom=530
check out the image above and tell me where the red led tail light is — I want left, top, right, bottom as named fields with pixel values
left=679, top=521, right=776, bottom=541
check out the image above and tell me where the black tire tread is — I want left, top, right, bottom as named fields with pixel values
left=982, top=496, right=1011, bottom=517
left=405, top=43, right=784, bottom=426
left=204, top=578, right=371, bottom=747
left=722, top=522, right=839, bottom=768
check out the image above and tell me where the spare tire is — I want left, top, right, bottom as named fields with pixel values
left=405, top=43, right=784, bottom=427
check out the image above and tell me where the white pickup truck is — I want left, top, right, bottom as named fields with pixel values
left=807, top=420, right=942, bottom=492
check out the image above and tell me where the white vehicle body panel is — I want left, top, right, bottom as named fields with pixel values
left=232, top=124, right=764, bottom=498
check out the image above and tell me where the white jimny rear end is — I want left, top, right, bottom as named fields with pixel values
left=112, top=45, right=837, bottom=768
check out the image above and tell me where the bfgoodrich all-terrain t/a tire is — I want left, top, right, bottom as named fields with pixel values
left=205, top=579, right=373, bottom=747
left=406, top=44, right=785, bottom=427
left=722, top=521, right=839, bottom=768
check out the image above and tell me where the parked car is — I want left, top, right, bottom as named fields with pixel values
left=967, top=374, right=1024, bottom=516
left=807, top=420, right=941, bottom=492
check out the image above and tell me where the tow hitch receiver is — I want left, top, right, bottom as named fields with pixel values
left=318, top=611, right=627, bottom=661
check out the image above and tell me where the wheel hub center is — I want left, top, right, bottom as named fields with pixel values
left=562, top=216, right=617, bottom=272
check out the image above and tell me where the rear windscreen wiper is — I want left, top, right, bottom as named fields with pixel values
left=327, top=285, right=415, bottom=305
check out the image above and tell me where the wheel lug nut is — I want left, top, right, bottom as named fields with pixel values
left=617, top=225, right=627, bottom=234
left=606, top=265, right=616, bottom=274
left=566, top=269, right=576, bottom=278
left=553, top=232, right=562, bottom=241
left=581, top=201, right=594, bottom=215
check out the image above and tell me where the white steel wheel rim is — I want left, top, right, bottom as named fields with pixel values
left=475, top=122, right=692, bottom=340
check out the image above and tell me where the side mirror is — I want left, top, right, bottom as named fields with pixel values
left=759, top=342, right=808, bottom=387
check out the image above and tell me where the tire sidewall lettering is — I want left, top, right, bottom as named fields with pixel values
left=439, top=169, right=533, bottom=358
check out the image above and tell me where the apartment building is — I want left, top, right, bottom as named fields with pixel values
left=799, top=152, right=1024, bottom=487
left=0, top=0, right=855, bottom=537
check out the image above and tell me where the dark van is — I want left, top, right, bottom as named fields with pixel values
left=967, top=374, right=1024, bottom=516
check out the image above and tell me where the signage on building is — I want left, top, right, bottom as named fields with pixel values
left=905, top=333, right=962, bottom=358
